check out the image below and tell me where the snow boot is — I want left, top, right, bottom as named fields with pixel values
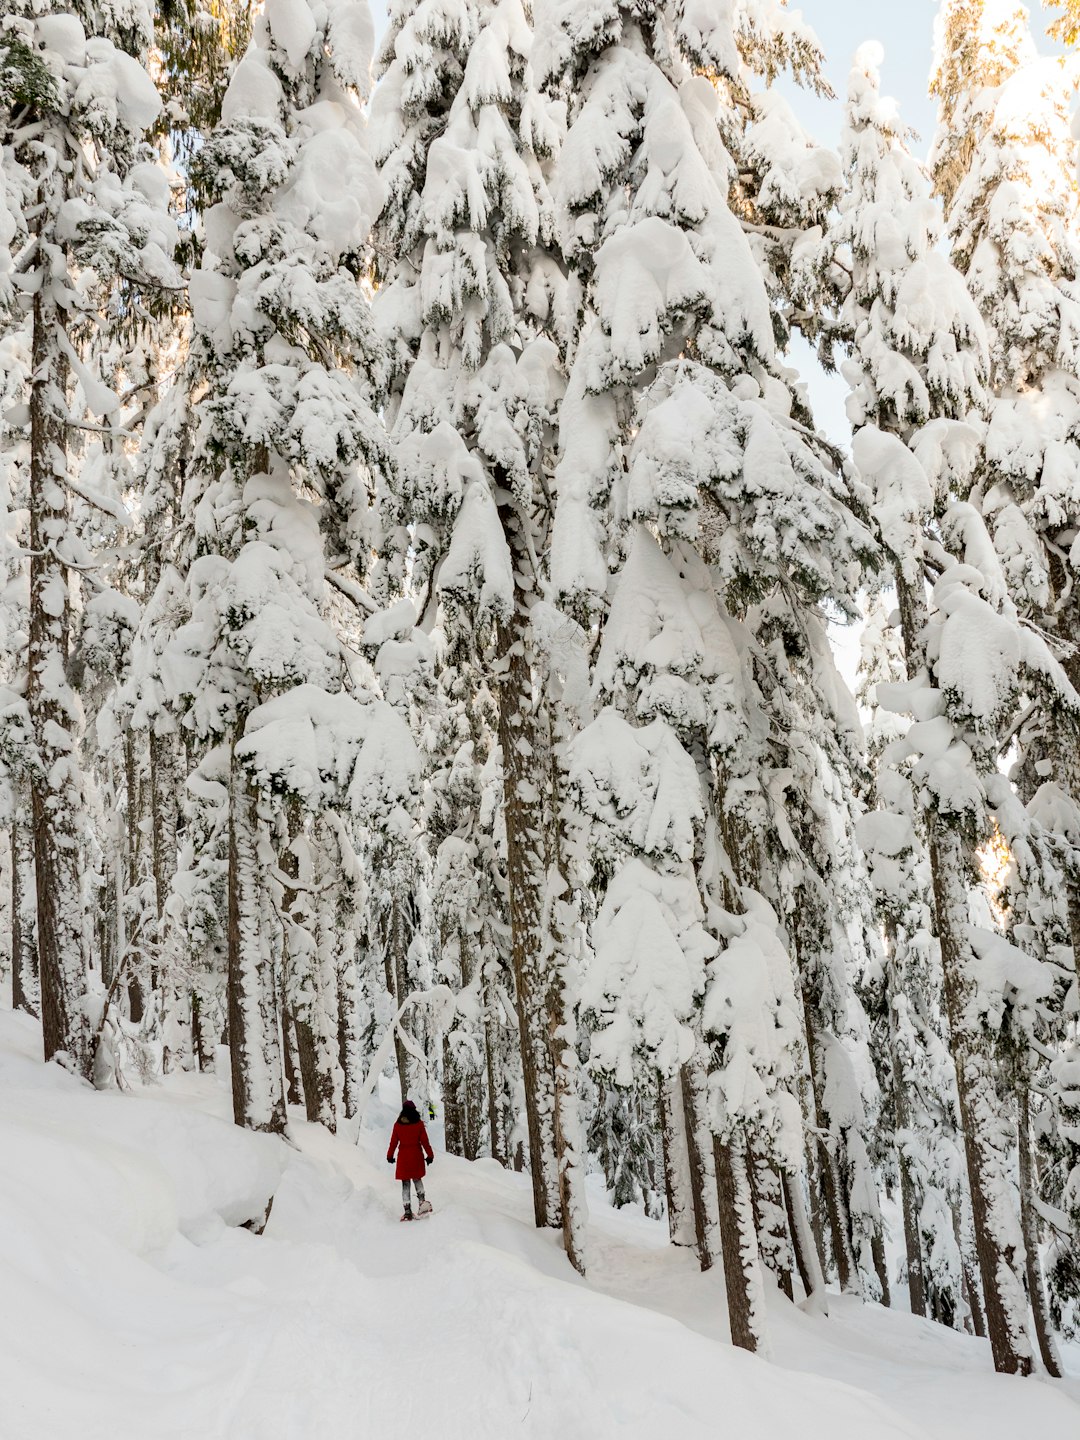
left=401, top=1205, right=413, bottom=1222
left=417, top=1199, right=433, bottom=1218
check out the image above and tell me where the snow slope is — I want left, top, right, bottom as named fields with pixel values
left=1, top=1008, right=1076, bottom=1440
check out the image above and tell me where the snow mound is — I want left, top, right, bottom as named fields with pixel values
left=1, top=1011, right=1076, bottom=1439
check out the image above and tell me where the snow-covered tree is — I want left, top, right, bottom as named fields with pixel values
left=536, top=0, right=879, bottom=1348
left=930, top=1, right=1080, bottom=1370
left=0, top=3, right=179, bottom=1075
left=138, top=0, right=395, bottom=1134
left=371, top=0, right=589, bottom=1271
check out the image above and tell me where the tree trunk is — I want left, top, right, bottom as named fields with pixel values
left=658, top=1071, right=698, bottom=1248
left=28, top=176, right=89, bottom=1078
left=548, top=976, right=587, bottom=1274
left=382, top=893, right=413, bottom=1105
left=442, top=930, right=482, bottom=1159
left=483, top=970, right=506, bottom=1165
left=226, top=755, right=287, bottom=1134
left=295, top=1014, right=336, bottom=1132
left=495, top=600, right=559, bottom=1228
left=279, top=811, right=336, bottom=1132
left=11, top=815, right=39, bottom=1017
left=926, top=821, right=1032, bottom=1373
left=192, top=991, right=212, bottom=1072
left=1017, top=1080, right=1062, bottom=1376
left=871, top=1230, right=891, bottom=1310
left=337, top=954, right=361, bottom=1121
left=783, top=1169, right=829, bottom=1314
left=801, top=993, right=858, bottom=1292
left=896, top=569, right=1033, bottom=1374
left=885, top=923, right=927, bottom=1318
left=715, top=1134, right=768, bottom=1353
left=750, top=1151, right=795, bottom=1301
left=282, top=1007, right=303, bottom=1107
left=964, top=1257, right=987, bottom=1339
left=123, top=728, right=146, bottom=1024
left=680, top=1043, right=722, bottom=1270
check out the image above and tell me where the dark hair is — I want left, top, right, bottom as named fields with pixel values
left=398, top=1100, right=421, bottom=1124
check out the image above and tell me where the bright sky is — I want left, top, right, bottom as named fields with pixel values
left=785, top=0, right=941, bottom=152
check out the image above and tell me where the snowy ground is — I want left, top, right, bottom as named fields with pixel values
left=1, top=1009, right=1077, bottom=1440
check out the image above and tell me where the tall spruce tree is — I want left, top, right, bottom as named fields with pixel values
left=536, top=0, right=878, bottom=1348
left=371, top=0, right=589, bottom=1270
left=930, top=0, right=1080, bottom=1369
left=0, top=2, right=179, bottom=1075
left=137, top=0, right=395, bottom=1133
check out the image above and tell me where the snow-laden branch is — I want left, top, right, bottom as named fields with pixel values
left=352, top=986, right=456, bottom=1136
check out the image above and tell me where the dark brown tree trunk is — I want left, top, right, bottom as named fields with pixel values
left=715, top=1135, right=765, bottom=1352
left=928, top=820, right=1032, bottom=1373
left=123, top=728, right=146, bottom=1024
left=442, top=930, right=482, bottom=1159
left=963, top=1257, right=987, bottom=1338
left=338, top=961, right=360, bottom=1121
left=442, top=1031, right=464, bottom=1156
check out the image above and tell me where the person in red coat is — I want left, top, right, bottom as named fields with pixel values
left=387, top=1098, right=435, bottom=1220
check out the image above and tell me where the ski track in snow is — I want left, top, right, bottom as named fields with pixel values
left=1, top=1009, right=1076, bottom=1440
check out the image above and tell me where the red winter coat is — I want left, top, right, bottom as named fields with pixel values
left=387, top=1118, right=434, bottom=1180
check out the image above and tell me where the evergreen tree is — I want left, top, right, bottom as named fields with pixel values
left=371, top=0, right=589, bottom=1270
left=0, top=2, right=179, bottom=1075
left=930, top=0, right=1080, bottom=1369
left=537, top=0, right=878, bottom=1348
left=139, top=0, right=394, bottom=1133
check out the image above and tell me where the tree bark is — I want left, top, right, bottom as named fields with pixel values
left=658, top=1071, right=698, bottom=1248
left=483, top=969, right=506, bottom=1165
left=783, top=1169, right=829, bottom=1314
left=750, top=1150, right=795, bottom=1301
left=11, top=815, right=39, bottom=1017
left=295, top=1014, right=336, bottom=1132
left=927, top=818, right=1032, bottom=1373
left=801, top=992, right=859, bottom=1292
left=1017, top=1080, right=1062, bottom=1376
left=226, top=754, right=287, bottom=1134
left=895, top=568, right=1033, bottom=1374
left=382, top=891, right=413, bottom=1105
left=680, top=1044, right=722, bottom=1271
left=282, top=1007, right=303, bottom=1107
left=715, top=1134, right=768, bottom=1352
left=337, top=954, right=361, bottom=1121
left=495, top=600, right=560, bottom=1228
left=28, top=170, right=90, bottom=1078
left=123, top=728, right=146, bottom=1024
left=885, top=922, right=927, bottom=1318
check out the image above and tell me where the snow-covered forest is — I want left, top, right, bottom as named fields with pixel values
left=3, top=0, right=1080, bottom=1426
